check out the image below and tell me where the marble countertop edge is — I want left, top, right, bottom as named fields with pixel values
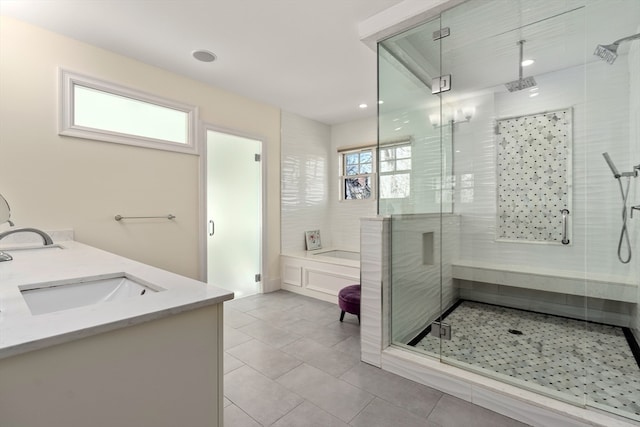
left=0, top=237, right=233, bottom=359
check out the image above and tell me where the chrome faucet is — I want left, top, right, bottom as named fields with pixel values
left=0, top=251, right=11, bottom=262
left=0, top=227, right=54, bottom=262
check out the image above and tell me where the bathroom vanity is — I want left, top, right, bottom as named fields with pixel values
left=0, top=236, right=233, bottom=427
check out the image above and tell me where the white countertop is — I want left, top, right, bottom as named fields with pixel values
left=0, top=239, right=233, bottom=359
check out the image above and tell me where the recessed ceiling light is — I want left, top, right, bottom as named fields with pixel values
left=378, top=100, right=384, bottom=104
left=192, top=50, right=217, bottom=62
left=529, top=92, right=539, bottom=97
left=521, top=59, right=535, bottom=67
left=359, top=103, right=368, bottom=109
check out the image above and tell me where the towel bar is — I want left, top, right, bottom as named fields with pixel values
left=115, top=214, right=175, bottom=221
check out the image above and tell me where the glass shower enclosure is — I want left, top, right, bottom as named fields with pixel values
left=378, top=0, right=640, bottom=421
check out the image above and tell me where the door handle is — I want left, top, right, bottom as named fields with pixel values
left=560, top=209, right=569, bottom=245
left=209, top=220, right=214, bottom=236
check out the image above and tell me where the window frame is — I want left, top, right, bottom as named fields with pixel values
left=338, top=146, right=376, bottom=201
left=378, top=141, right=412, bottom=199
left=59, top=69, right=199, bottom=155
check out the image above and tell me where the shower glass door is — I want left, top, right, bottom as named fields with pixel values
left=582, top=0, right=640, bottom=419
left=378, top=15, right=450, bottom=358
left=380, top=0, right=640, bottom=422
left=437, top=0, right=589, bottom=405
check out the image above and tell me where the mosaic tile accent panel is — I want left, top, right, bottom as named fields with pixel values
left=496, top=109, right=572, bottom=243
left=412, top=301, right=640, bottom=418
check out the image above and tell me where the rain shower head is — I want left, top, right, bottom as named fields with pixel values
left=505, top=76, right=537, bottom=92
left=505, top=40, right=537, bottom=92
left=594, top=33, right=640, bottom=64
left=594, top=43, right=619, bottom=64
left=602, top=152, right=621, bottom=178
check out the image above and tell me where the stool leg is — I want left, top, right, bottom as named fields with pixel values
left=340, top=310, right=345, bottom=322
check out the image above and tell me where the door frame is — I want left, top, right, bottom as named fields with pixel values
left=198, top=122, right=267, bottom=294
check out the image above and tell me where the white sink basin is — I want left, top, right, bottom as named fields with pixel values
left=20, top=273, right=164, bottom=315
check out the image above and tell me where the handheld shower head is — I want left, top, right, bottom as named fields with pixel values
left=602, top=152, right=621, bottom=178
left=594, top=33, right=640, bottom=64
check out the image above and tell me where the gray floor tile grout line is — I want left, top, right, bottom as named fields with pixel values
left=345, top=394, right=377, bottom=425
left=224, top=291, right=530, bottom=427
left=266, top=399, right=307, bottom=427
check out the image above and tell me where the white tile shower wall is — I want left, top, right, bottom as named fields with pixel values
left=453, top=61, right=639, bottom=285
left=330, top=118, right=378, bottom=251
left=281, top=112, right=333, bottom=252
left=391, top=213, right=460, bottom=343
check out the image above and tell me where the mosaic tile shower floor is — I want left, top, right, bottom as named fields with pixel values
left=412, top=301, right=640, bottom=418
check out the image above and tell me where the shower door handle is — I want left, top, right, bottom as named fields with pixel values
left=560, top=209, right=570, bottom=245
left=208, top=220, right=214, bottom=237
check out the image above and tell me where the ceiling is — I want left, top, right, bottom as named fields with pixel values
left=379, top=0, right=640, bottom=114
left=2, top=0, right=637, bottom=126
left=0, top=0, right=404, bottom=125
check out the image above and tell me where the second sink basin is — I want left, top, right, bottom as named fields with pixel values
left=20, top=273, right=165, bottom=315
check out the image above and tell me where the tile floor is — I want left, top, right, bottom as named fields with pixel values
left=412, top=300, right=640, bottom=419
left=223, top=291, right=529, bottom=427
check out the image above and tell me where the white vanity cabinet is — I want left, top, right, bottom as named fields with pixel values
left=0, top=240, right=232, bottom=427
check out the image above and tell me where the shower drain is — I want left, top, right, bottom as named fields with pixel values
left=508, top=329, right=523, bottom=335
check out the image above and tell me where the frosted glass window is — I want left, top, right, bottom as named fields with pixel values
left=74, top=85, right=188, bottom=144
left=59, top=69, right=198, bottom=154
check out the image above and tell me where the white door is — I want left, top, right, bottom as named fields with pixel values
left=206, top=129, right=262, bottom=298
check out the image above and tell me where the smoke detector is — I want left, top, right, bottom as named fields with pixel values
left=192, top=50, right=217, bottom=63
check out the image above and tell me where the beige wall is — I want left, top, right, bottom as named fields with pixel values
left=0, top=17, right=281, bottom=283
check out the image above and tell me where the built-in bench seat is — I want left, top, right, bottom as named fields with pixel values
left=452, top=261, right=637, bottom=303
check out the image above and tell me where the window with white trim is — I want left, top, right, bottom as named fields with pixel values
left=59, top=69, right=198, bottom=154
left=339, top=147, right=374, bottom=200
left=379, top=142, right=412, bottom=199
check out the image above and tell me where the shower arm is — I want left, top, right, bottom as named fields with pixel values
left=518, top=40, right=524, bottom=81
left=612, top=33, right=640, bottom=47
